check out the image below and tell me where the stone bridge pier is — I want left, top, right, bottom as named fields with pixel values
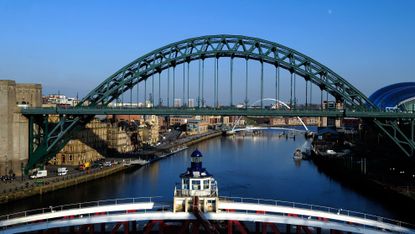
left=0, top=80, right=42, bottom=176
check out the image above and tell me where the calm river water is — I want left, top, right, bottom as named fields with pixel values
left=0, top=131, right=410, bottom=222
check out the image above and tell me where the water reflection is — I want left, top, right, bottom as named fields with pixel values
left=293, top=158, right=302, bottom=167
left=0, top=131, right=405, bottom=222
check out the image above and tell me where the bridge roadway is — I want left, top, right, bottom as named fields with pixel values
left=0, top=197, right=413, bottom=234
left=20, top=107, right=415, bottom=118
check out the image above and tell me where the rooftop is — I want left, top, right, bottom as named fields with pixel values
left=369, top=82, right=415, bottom=110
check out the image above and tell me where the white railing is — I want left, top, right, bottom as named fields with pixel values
left=174, top=188, right=218, bottom=197
left=0, top=196, right=162, bottom=224
left=1, top=196, right=414, bottom=233
left=218, top=196, right=415, bottom=231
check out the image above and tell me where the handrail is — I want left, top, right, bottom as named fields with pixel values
left=20, top=106, right=415, bottom=118
left=218, top=196, right=415, bottom=229
left=0, top=196, right=413, bottom=233
left=0, top=196, right=162, bottom=222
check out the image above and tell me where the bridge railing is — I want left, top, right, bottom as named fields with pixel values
left=219, top=196, right=415, bottom=230
left=20, top=106, right=415, bottom=119
left=0, top=196, right=163, bottom=223
left=21, top=105, right=415, bottom=113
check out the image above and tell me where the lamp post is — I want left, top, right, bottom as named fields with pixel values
left=21, top=162, right=24, bottom=181
left=5, top=154, right=8, bottom=176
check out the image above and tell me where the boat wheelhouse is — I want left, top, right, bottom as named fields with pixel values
left=173, top=149, right=218, bottom=213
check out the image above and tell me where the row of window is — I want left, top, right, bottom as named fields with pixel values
left=182, top=178, right=211, bottom=190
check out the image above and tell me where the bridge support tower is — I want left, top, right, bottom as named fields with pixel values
left=0, top=80, right=42, bottom=176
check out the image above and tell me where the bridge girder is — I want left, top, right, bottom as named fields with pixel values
left=373, top=118, right=415, bottom=157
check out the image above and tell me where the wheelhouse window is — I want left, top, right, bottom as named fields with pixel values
left=203, top=179, right=209, bottom=189
left=192, top=180, right=201, bottom=190
left=182, top=178, right=189, bottom=189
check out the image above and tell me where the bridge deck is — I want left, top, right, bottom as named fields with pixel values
left=0, top=197, right=413, bottom=234
left=20, top=107, right=415, bottom=118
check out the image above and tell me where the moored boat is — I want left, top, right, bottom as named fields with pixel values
left=293, top=148, right=302, bottom=160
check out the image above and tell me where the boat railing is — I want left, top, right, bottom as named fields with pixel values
left=218, top=196, right=414, bottom=229
left=174, top=188, right=218, bottom=197
left=0, top=196, right=163, bottom=222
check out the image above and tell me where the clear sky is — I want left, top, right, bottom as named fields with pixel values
left=0, top=0, right=414, bottom=101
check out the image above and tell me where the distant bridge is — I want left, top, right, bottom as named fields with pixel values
left=20, top=34, right=415, bottom=172
left=229, top=126, right=308, bottom=134
left=1, top=197, right=413, bottom=234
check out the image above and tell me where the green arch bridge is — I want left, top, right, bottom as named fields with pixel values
left=21, top=35, right=415, bottom=172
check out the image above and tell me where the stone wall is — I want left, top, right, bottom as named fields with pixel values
left=0, top=80, right=16, bottom=175
left=0, top=80, right=42, bottom=176
left=15, top=83, right=42, bottom=106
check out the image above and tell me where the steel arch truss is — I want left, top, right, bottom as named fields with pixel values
left=25, top=35, right=381, bottom=173
left=374, top=118, right=415, bottom=157
left=79, top=35, right=376, bottom=110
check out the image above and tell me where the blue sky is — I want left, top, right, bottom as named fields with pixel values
left=0, top=0, right=414, bottom=103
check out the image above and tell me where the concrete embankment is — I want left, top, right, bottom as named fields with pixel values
left=0, top=164, right=128, bottom=204
left=182, top=131, right=222, bottom=147
left=312, top=155, right=415, bottom=223
left=139, top=131, right=222, bottom=158
left=312, top=154, right=415, bottom=200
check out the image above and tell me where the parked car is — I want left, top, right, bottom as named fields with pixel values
left=57, top=167, right=68, bottom=176
left=30, top=170, right=47, bottom=179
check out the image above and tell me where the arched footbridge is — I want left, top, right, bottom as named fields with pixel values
left=230, top=126, right=308, bottom=134
left=20, top=34, right=415, bottom=172
left=1, top=197, right=413, bottom=234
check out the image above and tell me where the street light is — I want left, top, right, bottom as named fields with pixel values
left=21, top=162, right=24, bottom=181
left=5, top=154, right=8, bottom=176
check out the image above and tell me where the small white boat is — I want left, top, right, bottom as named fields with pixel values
left=326, top=149, right=337, bottom=155
left=130, top=159, right=149, bottom=166
left=293, top=148, right=302, bottom=160
left=169, top=145, right=189, bottom=154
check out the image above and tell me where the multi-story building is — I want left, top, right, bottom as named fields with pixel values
left=170, top=115, right=193, bottom=125
left=270, top=117, right=286, bottom=126
left=186, top=119, right=209, bottom=135
left=320, top=101, right=343, bottom=127
left=158, top=116, right=168, bottom=131
left=147, top=115, right=160, bottom=145
left=304, top=117, right=319, bottom=125
left=270, top=117, right=320, bottom=126
left=107, top=123, right=136, bottom=154
left=50, top=119, right=108, bottom=166
left=43, top=94, right=79, bottom=107
left=174, top=98, right=182, bottom=107
left=202, top=116, right=221, bottom=125
left=107, top=114, right=144, bottom=122
left=138, top=116, right=160, bottom=145
left=188, top=99, right=195, bottom=108
left=287, top=117, right=304, bottom=126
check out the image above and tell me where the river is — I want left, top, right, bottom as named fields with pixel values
left=0, top=131, right=409, bottom=222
